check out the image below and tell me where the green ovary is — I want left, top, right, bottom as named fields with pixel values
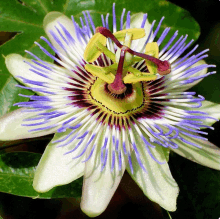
left=90, top=78, right=144, bottom=113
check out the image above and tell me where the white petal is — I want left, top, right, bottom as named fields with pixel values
left=125, top=13, right=152, bottom=52
left=5, top=53, right=60, bottom=96
left=33, top=130, right=85, bottom=192
left=127, top=146, right=179, bottom=211
left=199, top=100, right=220, bottom=127
left=0, top=108, right=56, bottom=141
left=172, top=136, right=220, bottom=170
left=80, top=144, right=126, bottom=217
left=5, top=53, right=75, bottom=94
left=5, top=54, right=48, bottom=86
left=43, top=12, right=77, bottom=57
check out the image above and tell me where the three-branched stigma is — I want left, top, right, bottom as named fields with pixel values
left=84, top=26, right=170, bottom=95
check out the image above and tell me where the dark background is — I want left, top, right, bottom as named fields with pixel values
left=0, top=0, right=220, bottom=218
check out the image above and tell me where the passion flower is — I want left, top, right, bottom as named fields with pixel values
left=1, top=3, right=220, bottom=218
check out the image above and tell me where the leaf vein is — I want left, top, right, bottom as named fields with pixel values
left=35, top=0, right=49, bottom=13
left=0, top=16, right=42, bottom=28
left=63, top=0, right=70, bottom=13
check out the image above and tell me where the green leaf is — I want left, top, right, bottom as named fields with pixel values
left=0, top=152, right=82, bottom=198
left=0, top=0, right=200, bottom=116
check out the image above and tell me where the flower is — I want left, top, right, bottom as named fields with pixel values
left=1, top=3, right=220, bottom=217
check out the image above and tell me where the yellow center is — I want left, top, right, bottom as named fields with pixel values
left=90, top=78, right=144, bottom=114
left=84, top=28, right=160, bottom=115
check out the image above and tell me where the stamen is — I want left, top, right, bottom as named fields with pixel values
left=83, top=32, right=107, bottom=62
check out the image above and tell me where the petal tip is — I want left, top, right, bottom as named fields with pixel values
left=80, top=202, right=104, bottom=218
left=32, top=178, right=53, bottom=193
left=5, top=54, right=31, bottom=81
left=5, top=53, right=22, bottom=66
left=166, top=202, right=177, bottom=212
left=43, top=11, right=65, bottom=29
left=5, top=53, right=23, bottom=74
left=159, top=185, right=179, bottom=212
left=5, top=53, right=21, bottom=60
